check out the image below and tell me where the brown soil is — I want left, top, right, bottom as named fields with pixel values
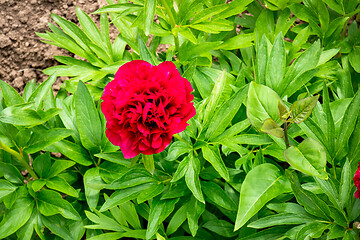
left=0, top=0, right=109, bottom=92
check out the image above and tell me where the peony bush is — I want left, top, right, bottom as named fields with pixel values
left=1, top=0, right=360, bottom=239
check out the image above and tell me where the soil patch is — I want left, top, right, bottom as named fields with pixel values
left=0, top=0, right=109, bottom=92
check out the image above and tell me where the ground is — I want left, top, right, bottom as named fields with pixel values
left=0, top=0, right=109, bottom=92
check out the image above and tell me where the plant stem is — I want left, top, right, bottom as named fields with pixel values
left=0, top=141, right=38, bottom=179
left=174, top=33, right=180, bottom=53
left=332, top=165, right=337, bottom=180
left=159, top=0, right=176, bottom=28
left=283, top=122, right=290, bottom=148
left=158, top=0, right=179, bottom=53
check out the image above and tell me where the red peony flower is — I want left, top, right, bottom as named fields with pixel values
left=101, top=60, right=196, bottom=159
left=354, top=162, right=360, bottom=199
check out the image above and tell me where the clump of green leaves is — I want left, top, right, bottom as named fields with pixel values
left=1, top=0, right=360, bottom=239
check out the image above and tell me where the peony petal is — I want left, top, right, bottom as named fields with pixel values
left=142, top=102, right=152, bottom=123
left=151, top=136, right=162, bottom=149
left=139, top=141, right=149, bottom=151
left=137, top=122, right=149, bottom=135
left=157, top=61, right=181, bottom=79
left=114, top=60, right=151, bottom=84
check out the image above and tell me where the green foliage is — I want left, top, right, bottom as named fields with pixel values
left=1, top=0, right=360, bottom=239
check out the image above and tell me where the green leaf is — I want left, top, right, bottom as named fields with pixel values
left=117, top=200, right=141, bottom=229
left=75, top=81, right=102, bottom=153
left=55, top=98, right=81, bottom=143
left=202, top=219, right=238, bottom=237
left=0, top=80, right=24, bottom=106
left=339, top=159, right=352, bottom=209
left=290, top=95, right=319, bottom=124
left=138, top=35, right=158, bottom=65
left=28, top=74, right=57, bottom=109
left=166, top=204, right=187, bottom=235
left=51, top=141, right=92, bottom=166
left=144, top=0, right=155, bottom=35
left=190, top=20, right=233, bottom=33
left=31, top=179, right=46, bottom=192
left=285, top=170, right=330, bottom=220
left=214, top=0, right=253, bottom=19
left=248, top=213, right=315, bottom=228
left=171, top=156, right=190, bottom=182
left=0, top=104, right=61, bottom=126
left=137, top=183, right=165, bottom=204
left=329, top=206, right=347, bottom=228
left=38, top=189, right=81, bottom=220
left=16, top=209, right=41, bottom=240
left=218, top=33, right=255, bottom=50
left=24, top=128, right=72, bottom=154
left=185, top=153, right=205, bottom=203
left=314, top=177, right=342, bottom=211
left=186, top=196, right=205, bottom=237
left=179, top=27, right=197, bottom=44
left=322, top=0, right=343, bottom=14
left=0, top=197, right=34, bottom=239
left=33, top=152, right=51, bottom=179
left=229, top=134, right=273, bottom=145
left=41, top=215, right=73, bottom=240
left=261, top=118, right=284, bottom=138
left=106, top=168, right=154, bottom=190
left=247, top=82, right=281, bottom=131
left=0, top=104, right=42, bottom=126
left=47, top=160, right=76, bottom=179
left=284, top=138, right=327, bottom=179
left=0, top=180, right=17, bottom=200
left=202, top=145, right=229, bottom=181
left=265, top=33, right=286, bottom=93
left=46, top=176, right=79, bottom=197
left=255, top=35, right=268, bottom=85
left=76, top=7, right=106, bottom=52
left=327, top=223, right=345, bottom=239
left=95, top=152, right=130, bottom=167
left=280, top=41, right=321, bottom=98
left=349, top=47, right=360, bottom=73
left=51, top=13, right=93, bottom=55
left=0, top=162, right=23, bottom=184
left=206, top=84, right=248, bottom=140
left=203, top=69, right=227, bottom=124
left=38, top=108, right=62, bottom=123
left=93, top=3, right=143, bottom=14
left=142, top=154, right=155, bottom=175
left=84, top=168, right=104, bottom=209
left=296, top=222, right=330, bottom=240
left=100, top=183, right=152, bottom=212
left=238, top=226, right=288, bottom=240
left=255, top=10, right=274, bottom=44
left=165, top=141, right=192, bottom=161
left=191, top=4, right=229, bottom=24
left=85, top=210, right=124, bottom=232
left=202, top=181, right=237, bottom=211
left=322, top=83, right=335, bottom=157
left=98, top=161, right=127, bottom=184
left=274, top=8, right=296, bottom=35
left=212, top=119, right=251, bottom=142
left=87, top=231, right=145, bottom=240
left=234, top=163, right=291, bottom=230
left=335, top=88, right=360, bottom=160
left=283, top=69, right=319, bottom=98
left=146, top=196, right=179, bottom=239
left=38, top=31, right=88, bottom=60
